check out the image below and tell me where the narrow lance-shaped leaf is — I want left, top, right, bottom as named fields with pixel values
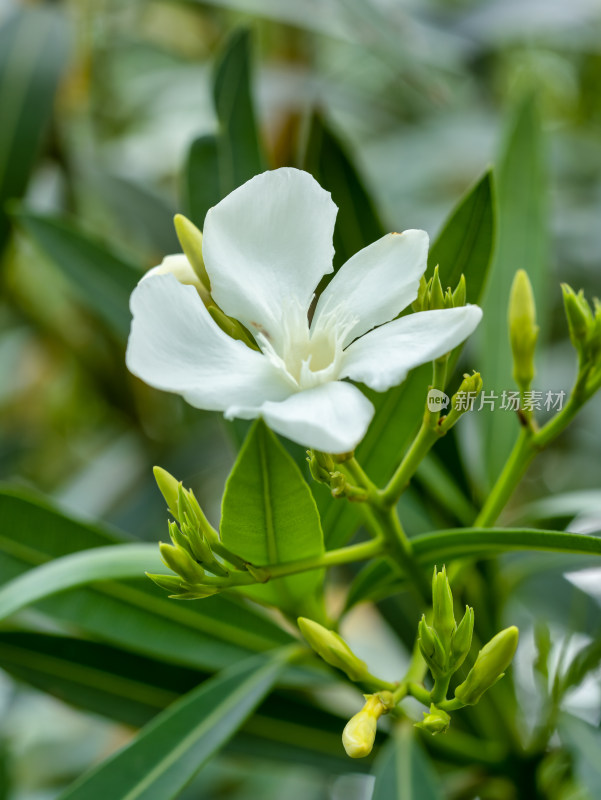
left=14, top=211, right=141, bottom=340
left=0, top=7, right=69, bottom=253
left=58, top=649, right=292, bottom=800
left=476, top=97, right=548, bottom=486
left=220, top=420, right=325, bottom=616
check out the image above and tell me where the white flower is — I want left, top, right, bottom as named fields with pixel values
left=126, top=168, right=482, bottom=453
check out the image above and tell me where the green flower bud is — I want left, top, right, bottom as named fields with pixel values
left=146, top=572, right=186, bottom=595
left=173, top=213, right=211, bottom=290
left=562, top=284, right=592, bottom=358
left=159, top=542, right=206, bottom=584
left=418, top=616, right=446, bottom=675
left=177, top=484, right=201, bottom=529
left=412, top=275, right=428, bottom=312
left=449, top=606, right=474, bottom=672
left=415, top=704, right=451, bottom=735
left=168, top=520, right=194, bottom=557
left=207, top=305, right=259, bottom=350
left=455, top=626, right=519, bottom=706
left=439, top=372, right=483, bottom=433
left=342, top=694, right=389, bottom=758
left=429, top=266, right=445, bottom=310
left=298, top=617, right=369, bottom=682
left=508, top=270, right=538, bottom=392
left=153, top=466, right=181, bottom=520
left=432, top=566, right=455, bottom=648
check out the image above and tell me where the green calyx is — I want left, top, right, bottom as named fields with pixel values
left=412, top=268, right=468, bottom=312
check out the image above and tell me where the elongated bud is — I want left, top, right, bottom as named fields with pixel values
left=430, top=266, right=445, bottom=310
left=449, top=606, right=474, bottom=671
left=159, top=542, right=206, bottom=584
left=455, top=626, right=519, bottom=705
left=508, top=270, right=538, bottom=392
left=415, top=704, right=451, bottom=735
left=432, top=566, right=455, bottom=648
left=418, top=616, right=446, bottom=675
left=168, top=520, right=194, bottom=557
left=298, top=618, right=369, bottom=682
left=207, top=305, right=259, bottom=350
left=146, top=572, right=186, bottom=594
left=342, top=694, right=391, bottom=758
left=173, top=214, right=211, bottom=290
left=153, top=467, right=181, bottom=520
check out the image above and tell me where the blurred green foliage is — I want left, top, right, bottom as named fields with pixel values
left=1, top=0, right=601, bottom=798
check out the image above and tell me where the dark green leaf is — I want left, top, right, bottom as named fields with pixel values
left=221, top=421, right=324, bottom=615
left=477, top=98, right=548, bottom=485
left=303, top=112, right=385, bottom=269
left=183, top=134, right=222, bottom=228
left=14, top=212, right=140, bottom=340
left=0, top=487, right=292, bottom=670
left=0, top=7, right=69, bottom=252
left=213, top=28, right=265, bottom=190
left=372, top=724, right=443, bottom=799
left=562, top=638, right=601, bottom=694
left=58, top=649, right=291, bottom=800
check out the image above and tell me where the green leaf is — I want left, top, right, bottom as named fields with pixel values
left=0, top=543, right=162, bottom=622
left=411, top=527, right=601, bottom=565
left=221, top=421, right=324, bottom=615
left=303, top=112, right=385, bottom=269
left=0, top=7, right=69, bottom=252
left=372, top=724, right=444, bottom=800
left=0, top=631, right=356, bottom=773
left=58, top=649, right=291, bottom=800
left=183, top=134, right=222, bottom=228
left=561, top=638, right=601, bottom=695
left=0, top=487, right=292, bottom=670
left=319, top=170, right=495, bottom=547
left=477, top=97, right=548, bottom=485
left=14, top=212, right=140, bottom=340
left=213, top=28, right=265, bottom=190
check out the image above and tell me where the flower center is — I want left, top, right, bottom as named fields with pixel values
left=256, top=300, right=357, bottom=390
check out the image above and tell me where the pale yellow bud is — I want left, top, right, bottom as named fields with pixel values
left=342, top=694, right=388, bottom=758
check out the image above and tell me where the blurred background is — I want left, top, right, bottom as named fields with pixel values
left=1, top=0, right=601, bottom=797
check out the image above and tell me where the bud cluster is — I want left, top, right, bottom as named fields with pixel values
left=418, top=567, right=474, bottom=685
left=147, top=467, right=246, bottom=599
left=562, top=284, right=601, bottom=377
left=412, top=268, right=466, bottom=313
left=307, top=450, right=367, bottom=501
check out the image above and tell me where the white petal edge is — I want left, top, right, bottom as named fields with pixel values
left=126, top=273, right=294, bottom=412
left=227, top=381, right=375, bottom=453
left=312, top=230, right=429, bottom=347
left=202, top=168, right=338, bottom=347
left=341, top=305, right=483, bottom=392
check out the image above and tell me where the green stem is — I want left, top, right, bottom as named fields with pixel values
left=381, top=421, right=440, bottom=507
left=252, top=538, right=386, bottom=581
left=474, top=428, right=535, bottom=527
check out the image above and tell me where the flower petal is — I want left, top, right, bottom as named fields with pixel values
left=126, top=274, right=294, bottom=411
left=312, top=230, right=428, bottom=346
left=228, top=382, right=375, bottom=453
left=202, top=168, right=337, bottom=344
left=341, top=305, right=483, bottom=392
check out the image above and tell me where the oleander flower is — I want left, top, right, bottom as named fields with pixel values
left=126, top=168, right=482, bottom=452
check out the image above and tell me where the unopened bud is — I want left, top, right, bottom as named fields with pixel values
left=173, top=213, right=210, bottom=290
left=418, top=616, right=446, bottom=675
left=439, top=372, right=483, bottom=433
left=412, top=275, right=428, bottom=312
left=153, top=466, right=180, bottom=520
left=159, top=542, right=205, bottom=584
left=146, top=572, right=185, bottom=595
left=298, top=618, right=369, bottom=682
left=509, top=270, right=538, bottom=392
left=449, top=606, right=474, bottom=672
left=307, top=450, right=334, bottom=484
left=432, top=566, right=455, bottom=648
left=455, top=626, right=519, bottom=706
left=430, top=266, right=445, bottom=310
left=207, top=305, right=258, bottom=350
left=415, top=704, right=451, bottom=735
left=342, top=694, right=390, bottom=758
